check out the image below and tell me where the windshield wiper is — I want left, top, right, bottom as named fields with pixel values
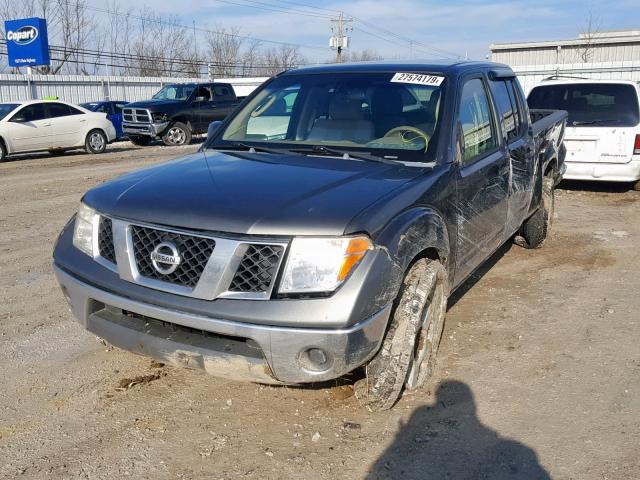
left=297, top=145, right=398, bottom=165
left=572, top=119, right=618, bottom=126
left=214, top=142, right=300, bottom=156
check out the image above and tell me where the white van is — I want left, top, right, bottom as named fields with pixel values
left=528, top=79, right=640, bottom=190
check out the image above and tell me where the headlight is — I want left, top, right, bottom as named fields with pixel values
left=279, top=236, right=373, bottom=294
left=152, top=113, right=168, bottom=123
left=72, top=203, right=99, bottom=257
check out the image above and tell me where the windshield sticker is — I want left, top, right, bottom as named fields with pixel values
left=391, top=73, right=445, bottom=86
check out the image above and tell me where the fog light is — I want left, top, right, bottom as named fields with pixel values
left=299, top=347, right=331, bottom=372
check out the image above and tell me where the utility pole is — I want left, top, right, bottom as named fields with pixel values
left=329, top=12, right=352, bottom=63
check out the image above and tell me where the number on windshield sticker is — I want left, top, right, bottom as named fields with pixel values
left=391, top=72, right=445, bottom=86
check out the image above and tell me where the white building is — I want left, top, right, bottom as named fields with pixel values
left=490, top=30, right=640, bottom=93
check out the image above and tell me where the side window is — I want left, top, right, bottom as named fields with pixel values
left=47, top=103, right=82, bottom=118
left=489, top=80, right=517, bottom=141
left=214, top=86, right=231, bottom=98
left=12, top=103, right=47, bottom=122
left=67, top=105, right=84, bottom=116
left=458, top=78, right=498, bottom=164
left=93, top=104, right=107, bottom=113
left=246, top=86, right=300, bottom=140
left=114, top=103, right=126, bottom=114
left=507, top=80, right=524, bottom=135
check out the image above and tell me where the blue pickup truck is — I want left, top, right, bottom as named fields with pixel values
left=54, top=60, right=566, bottom=410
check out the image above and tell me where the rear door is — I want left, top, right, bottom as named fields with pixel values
left=528, top=83, right=640, bottom=164
left=454, top=75, right=510, bottom=285
left=489, top=77, right=535, bottom=235
left=6, top=103, right=51, bottom=152
left=46, top=103, right=87, bottom=147
left=197, top=85, right=237, bottom=131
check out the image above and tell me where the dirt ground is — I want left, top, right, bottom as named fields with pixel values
left=0, top=143, right=638, bottom=480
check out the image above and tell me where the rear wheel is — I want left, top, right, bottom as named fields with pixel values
left=632, top=180, right=640, bottom=192
left=129, top=135, right=152, bottom=146
left=518, top=175, right=554, bottom=249
left=355, top=258, right=449, bottom=411
left=85, top=129, right=107, bottom=154
left=161, top=122, right=191, bottom=146
left=0, top=140, right=6, bottom=162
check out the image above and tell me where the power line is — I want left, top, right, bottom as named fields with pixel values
left=57, top=0, right=327, bottom=52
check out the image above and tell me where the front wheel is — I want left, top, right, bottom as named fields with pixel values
left=85, top=129, right=107, bottom=154
left=632, top=180, right=640, bottom=192
left=0, top=140, right=7, bottom=162
left=518, top=175, right=554, bottom=249
left=355, top=258, right=449, bottom=411
left=161, top=122, right=191, bottom=146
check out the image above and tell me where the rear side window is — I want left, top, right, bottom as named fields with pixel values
left=214, top=86, right=232, bottom=98
left=528, top=83, right=640, bottom=127
left=47, top=103, right=83, bottom=117
left=490, top=80, right=518, bottom=140
left=458, top=78, right=498, bottom=164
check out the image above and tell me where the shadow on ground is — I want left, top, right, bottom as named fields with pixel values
left=366, top=381, right=551, bottom=480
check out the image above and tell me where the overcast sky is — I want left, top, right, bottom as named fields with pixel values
left=104, top=0, right=639, bottom=62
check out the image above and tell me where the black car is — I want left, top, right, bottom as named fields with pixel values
left=122, top=83, right=240, bottom=146
left=54, top=60, right=567, bottom=410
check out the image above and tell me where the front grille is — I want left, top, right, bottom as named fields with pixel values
left=229, top=244, right=284, bottom=293
left=98, top=217, right=116, bottom=264
left=131, top=225, right=215, bottom=288
left=123, top=108, right=151, bottom=124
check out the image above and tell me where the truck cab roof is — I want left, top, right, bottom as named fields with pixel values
left=281, top=59, right=513, bottom=77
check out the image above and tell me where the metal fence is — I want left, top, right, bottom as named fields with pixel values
left=0, top=74, right=268, bottom=104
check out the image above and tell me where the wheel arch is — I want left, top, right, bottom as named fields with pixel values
left=375, top=207, right=452, bottom=281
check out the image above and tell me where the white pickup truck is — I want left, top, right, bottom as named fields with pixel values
left=528, top=79, right=640, bottom=190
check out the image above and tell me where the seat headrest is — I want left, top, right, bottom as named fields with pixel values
left=329, top=94, right=364, bottom=120
left=371, top=87, right=404, bottom=117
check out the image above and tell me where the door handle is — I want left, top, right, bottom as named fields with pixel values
left=79, top=119, right=87, bottom=123
left=43, top=123, right=51, bottom=126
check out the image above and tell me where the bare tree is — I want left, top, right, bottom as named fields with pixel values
left=578, top=12, right=602, bottom=63
left=341, top=49, right=383, bottom=63
left=260, top=44, right=305, bottom=76
left=205, top=26, right=244, bottom=77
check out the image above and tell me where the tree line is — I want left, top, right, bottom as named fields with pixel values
left=0, top=0, right=381, bottom=77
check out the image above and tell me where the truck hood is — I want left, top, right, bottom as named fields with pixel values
left=125, top=99, right=185, bottom=110
left=83, top=150, right=428, bottom=236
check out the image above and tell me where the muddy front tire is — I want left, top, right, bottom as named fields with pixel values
left=518, top=175, right=554, bottom=249
left=355, top=258, right=448, bottom=411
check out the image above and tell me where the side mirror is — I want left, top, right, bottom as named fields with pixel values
left=10, top=115, right=27, bottom=123
left=207, top=121, right=222, bottom=139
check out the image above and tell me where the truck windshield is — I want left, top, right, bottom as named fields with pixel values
left=528, top=83, right=640, bottom=127
left=153, top=85, right=196, bottom=101
left=214, top=72, right=445, bottom=162
left=0, top=103, right=19, bottom=120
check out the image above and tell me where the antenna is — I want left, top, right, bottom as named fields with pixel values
left=329, top=12, right=353, bottom=63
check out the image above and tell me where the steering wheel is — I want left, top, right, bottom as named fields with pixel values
left=383, top=125, right=430, bottom=144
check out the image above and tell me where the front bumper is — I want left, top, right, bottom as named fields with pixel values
left=54, top=264, right=391, bottom=384
left=123, top=121, right=169, bottom=137
left=563, top=158, right=640, bottom=182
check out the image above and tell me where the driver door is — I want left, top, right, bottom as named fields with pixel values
left=7, top=103, right=52, bottom=152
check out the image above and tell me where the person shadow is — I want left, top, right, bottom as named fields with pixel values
left=366, top=381, right=551, bottom=480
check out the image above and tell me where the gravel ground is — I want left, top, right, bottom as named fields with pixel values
left=0, top=143, right=638, bottom=479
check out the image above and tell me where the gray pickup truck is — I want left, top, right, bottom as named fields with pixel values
left=54, top=60, right=566, bottom=410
